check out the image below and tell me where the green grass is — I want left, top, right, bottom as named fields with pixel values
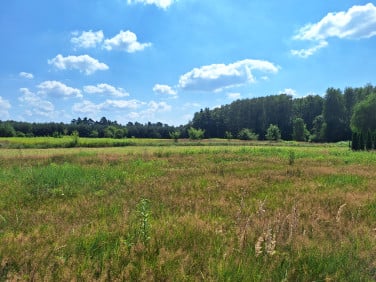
left=0, top=142, right=376, bottom=280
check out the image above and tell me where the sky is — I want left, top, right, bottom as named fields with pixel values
left=1, top=0, right=376, bottom=126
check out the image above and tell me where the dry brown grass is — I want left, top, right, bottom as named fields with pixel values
left=1, top=145, right=376, bottom=280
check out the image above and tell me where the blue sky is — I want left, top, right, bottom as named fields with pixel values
left=1, top=0, right=376, bottom=125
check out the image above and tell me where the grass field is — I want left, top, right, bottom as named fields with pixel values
left=0, top=140, right=375, bottom=280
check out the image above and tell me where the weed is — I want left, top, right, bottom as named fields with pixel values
left=1, top=144, right=376, bottom=280
left=288, top=150, right=295, bottom=165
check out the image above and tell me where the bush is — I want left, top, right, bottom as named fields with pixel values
left=188, top=127, right=205, bottom=140
left=0, top=123, right=16, bottom=137
left=169, top=131, right=180, bottom=142
left=237, top=128, right=258, bottom=140
left=265, top=124, right=281, bottom=141
left=224, top=131, right=233, bottom=140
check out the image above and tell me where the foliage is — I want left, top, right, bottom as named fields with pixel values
left=1, top=84, right=376, bottom=143
left=323, top=88, right=347, bottom=142
left=265, top=124, right=281, bottom=141
left=0, top=122, right=16, bottom=137
left=188, top=127, right=205, bottom=140
left=292, top=118, right=309, bottom=141
left=351, top=92, right=376, bottom=134
left=310, top=115, right=325, bottom=142
left=169, top=131, right=180, bottom=142
left=224, top=131, right=233, bottom=140
left=237, top=128, right=259, bottom=140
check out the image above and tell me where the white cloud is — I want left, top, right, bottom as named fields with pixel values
left=48, top=54, right=109, bottom=75
left=153, top=84, right=177, bottom=97
left=131, top=101, right=171, bottom=121
left=72, top=100, right=100, bottom=115
left=19, top=88, right=55, bottom=117
left=0, top=96, right=11, bottom=119
left=103, top=30, right=151, bottom=53
left=291, top=41, right=328, bottom=58
left=100, top=99, right=143, bottom=110
left=73, top=99, right=144, bottom=115
left=19, top=72, right=34, bottom=79
left=127, top=0, right=176, bottom=9
left=227, top=92, right=242, bottom=100
left=38, top=81, right=82, bottom=98
left=279, top=88, right=297, bottom=96
left=292, top=3, right=376, bottom=57
left=178, top=59, right=279, bottom=92
left=147, top=101, right=171, bottom=112
left=71, top=30, right=104, bottom=49
left=183, top=102, right=201, bottom=109
left=84, top=83, right=129, bottom=97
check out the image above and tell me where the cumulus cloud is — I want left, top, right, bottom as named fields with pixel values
left=73, top=98, right=170, bottom=122
left=292, top=3, right=376, bottom=57
left=130, top=101, right=171, bottom=122
left=19, top=88, right=55, bottom=117
left=103, top=30, right=151, bottom=53
left=71, top=30, right=104, bottom=49
left=0, top=96, right=11, bottom=119
left=153, top=84, right=177, bottom=97
left=73, top=99, right=144, bottom=115
left=227, top=92, right=242, bottom=100
left=19, top=72, right=34, bottom=79
left=127, top=0, right=176, bottom=9
left=178, top=59, right=279, bottom=92
left=279, top=88, right=297, bottom=96
left=48, top=54, right=109, bottom=75
left=84, top=83, right=129, bottom=97
left=37, top=81, right=82, bottom=98
left=100, top=99, right=143, bottom=110
left=291, top=41, right=328, bottom=58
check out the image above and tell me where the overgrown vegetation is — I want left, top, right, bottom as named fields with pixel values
left=1, top=84, right=375, bottom=144
left=1, top=143, right=375, bottom=280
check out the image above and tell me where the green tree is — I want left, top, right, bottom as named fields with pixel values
left=265, top=124, right=281, bottom=141
left=323, top=88, right=346, bottom=142
left=351, top=93, right=376, bottom=135
left=292, top=118, right=309, bottom=141
left=310, top=115, right=325, bottom=142
left=0, top=123, right=16, bottom=137
left=169, top=131, right=180, bottom=142
left=224, top=131, right=233, bottom=140
left=351, top=132, right=360, bottom=151
left=237, top=128, right=258, bottom=140
left=188, top=127, right=205, bottom=140
left=366, top=130, right=373, bottom=151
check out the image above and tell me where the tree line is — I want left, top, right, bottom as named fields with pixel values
left=191, top=84, right=376, bottom=143
left=0, top=84, right=375, bottom=145
left=0, top=117, right=186, bottom=139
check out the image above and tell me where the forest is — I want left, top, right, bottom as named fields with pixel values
left=0, top=84, right=375, bottom=144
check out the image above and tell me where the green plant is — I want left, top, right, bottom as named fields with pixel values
left=169, top=131, right=180, bottom=142
left=288, top=150, right=295, bottom=165
left=237, top=128, right=258, bottom=140
left=188, top=127, right=205, bottom=140
left=124, top=198, right=152, bottom=249
left=265, top=124, right=281, bottom=141
left=224, top=131, right=233, bottom=140
left=137, top=198, right=152, bottom=245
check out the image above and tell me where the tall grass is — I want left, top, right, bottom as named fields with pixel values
left=0, top=144, right=375, bottom=280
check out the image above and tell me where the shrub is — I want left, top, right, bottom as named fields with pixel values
left=169, top=131, right=180, bottom=142
left=188, top=127, right=205, bottom=140
left=265, top=124, right=281, bottom=141
left=237, top=128, right=258, bottom=140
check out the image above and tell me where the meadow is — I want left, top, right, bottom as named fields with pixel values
left=0, top=139, right=375, bottom=281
